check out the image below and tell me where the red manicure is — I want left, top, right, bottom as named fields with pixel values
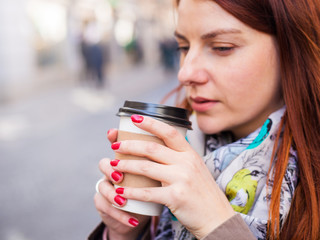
left=110, top=159, right=120, bottom=167
left=128, top=218, right=139, bottom=227
left=131, top=115, right=144, bottom=123
left=111, top=142, right=121, bottom=150
left=107, top=129, right=111, bottom=135
left=116, top=187, right=124, bottom=194
left=114, top=195, right=126, bottom=206
left=111, top=171, right=122, bottom=182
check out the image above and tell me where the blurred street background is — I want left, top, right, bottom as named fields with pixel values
left=0, top=0, right=181, bottom=239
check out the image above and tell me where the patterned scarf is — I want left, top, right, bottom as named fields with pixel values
left=156, top=107, right=299, bottom=240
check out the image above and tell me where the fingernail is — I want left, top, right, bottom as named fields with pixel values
left=114, top=195, right=126, bottom=206
left=111, top=171, right=122, bottom=182
left=131, top=115, right=144, bottom=123
left=110, top=159, right=120, bottom=167
left=129, top=218, right=139, bottom=227
left=107, top=129, right=111, bottom=135
left=115, top=187, right=124, bottom=194
left=111, top=142, right=121, bottom=150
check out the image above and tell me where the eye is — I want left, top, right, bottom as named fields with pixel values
left=213, top=46, right=233, bottom=52
left=212, top=45, right=235, bottom=56
left=177, top=46, right=189, bottom=53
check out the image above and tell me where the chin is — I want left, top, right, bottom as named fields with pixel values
left=197, top=116, right=222, bottom=135
left=199, top=125, right=221, bottom=135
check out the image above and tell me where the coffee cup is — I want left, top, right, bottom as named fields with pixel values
left=113, top=100, right=192, bottom=216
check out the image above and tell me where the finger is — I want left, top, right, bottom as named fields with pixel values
left=130, top=115, right=191, bottom=152
left=99, top=158, right=112, bottom=176
left=112, top=159, right=175, bottom=183
left=111, top=140, right=180, bottom=165
left=97, top=177, right=127, bottom=207
left=99, top=158, right=124, bottom=184
left=94, top=193, right=140, bottom=228
left=107, top=128, right=118, bottom=143
left=114, top=186, right=169, bottom=207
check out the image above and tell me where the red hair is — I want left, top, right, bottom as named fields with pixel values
left=173, top=0, right=320, bottom=239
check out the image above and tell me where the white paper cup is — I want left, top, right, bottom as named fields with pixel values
left=113, top=101, right=192, bottom=216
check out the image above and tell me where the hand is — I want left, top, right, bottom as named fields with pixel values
left=94, top=129, right=151, bottom=240
left=109, top=115, right=235, bottom=239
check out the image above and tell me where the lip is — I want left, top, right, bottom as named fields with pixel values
left=190, top=96, right=218, bottom=112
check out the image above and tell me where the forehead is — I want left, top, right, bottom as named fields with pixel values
left=176, top=0, right=254, bottom=37
left=177, top=0, right=236, bottom=25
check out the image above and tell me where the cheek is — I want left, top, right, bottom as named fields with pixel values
left=223, top=48, right=280, bottom=101
left=217, top=66, right=258, bottom=104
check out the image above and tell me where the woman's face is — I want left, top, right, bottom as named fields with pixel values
left=176, top=0, right=283, bottom=139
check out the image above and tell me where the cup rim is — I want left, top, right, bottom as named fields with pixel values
left=117, top=101, right=192, bottom=130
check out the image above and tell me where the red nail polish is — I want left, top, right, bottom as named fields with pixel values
left=114, top=195, right=126, bottom=206
left=116, top=187, right=124, bottom=194
left=111, top=171, right=122, bottom=182
left=129, top=218, right=139, bottom=227
left=107, top=129, right=111, bottom=135
left=110, top=159, right=120, bottom=167
left=131, top=115, right=144, bottom=123
left=111, top=142, right=121, bottom=150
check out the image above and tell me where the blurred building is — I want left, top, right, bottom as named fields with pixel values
left=0, top=0, right=177, bottom=103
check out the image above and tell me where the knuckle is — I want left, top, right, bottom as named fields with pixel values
left=180, top=170, right=193, bottom=184
left=140, top=188, right=152, bottom=202
left=187, top=160, right=197, bottom=171
left=166, top=127, right=180, bottom=139
left=185, top=153, right=199, bottom=169
left=94, top=194, right=107, bottom=212
left=139, top=160, right=152, bottom=174
left=100, top=158, right=109, bottom=164
left=99, top=158, right=109, bottom=173
left=98, top=159, right=104, bottom=169
left=99, top=181, right=107, bottom=196
left=145, top=141, right=159, bottom=154
left=170, top=186, right=185, bottom=203
left=99, top=181, right=115, bottom=200
left=174, top=164, right=194, bottom=185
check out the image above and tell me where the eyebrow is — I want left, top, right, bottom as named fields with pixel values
left=174, top=29, right=242, bottom=40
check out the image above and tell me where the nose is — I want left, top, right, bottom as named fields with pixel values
left=178, top=51, right=209, bottom=86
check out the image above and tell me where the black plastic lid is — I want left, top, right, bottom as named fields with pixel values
left=117, top=101, right=192, bottom=129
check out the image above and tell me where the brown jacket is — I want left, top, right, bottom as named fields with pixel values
left=88, top=214, right=256, bottom=240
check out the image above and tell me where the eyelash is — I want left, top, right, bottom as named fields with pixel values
left=213, top=47, right=233, bottom=52
left=176, top=46, right=189, bottom=53
left=176, top=46, right=234, bottom=55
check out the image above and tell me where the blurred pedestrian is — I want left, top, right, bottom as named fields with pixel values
left=80, top=19, right=109, bottom=88
left=159, top=38, right=179, bottom=73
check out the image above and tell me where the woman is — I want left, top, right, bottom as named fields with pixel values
left=90, top=0, right=320, bottom=239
